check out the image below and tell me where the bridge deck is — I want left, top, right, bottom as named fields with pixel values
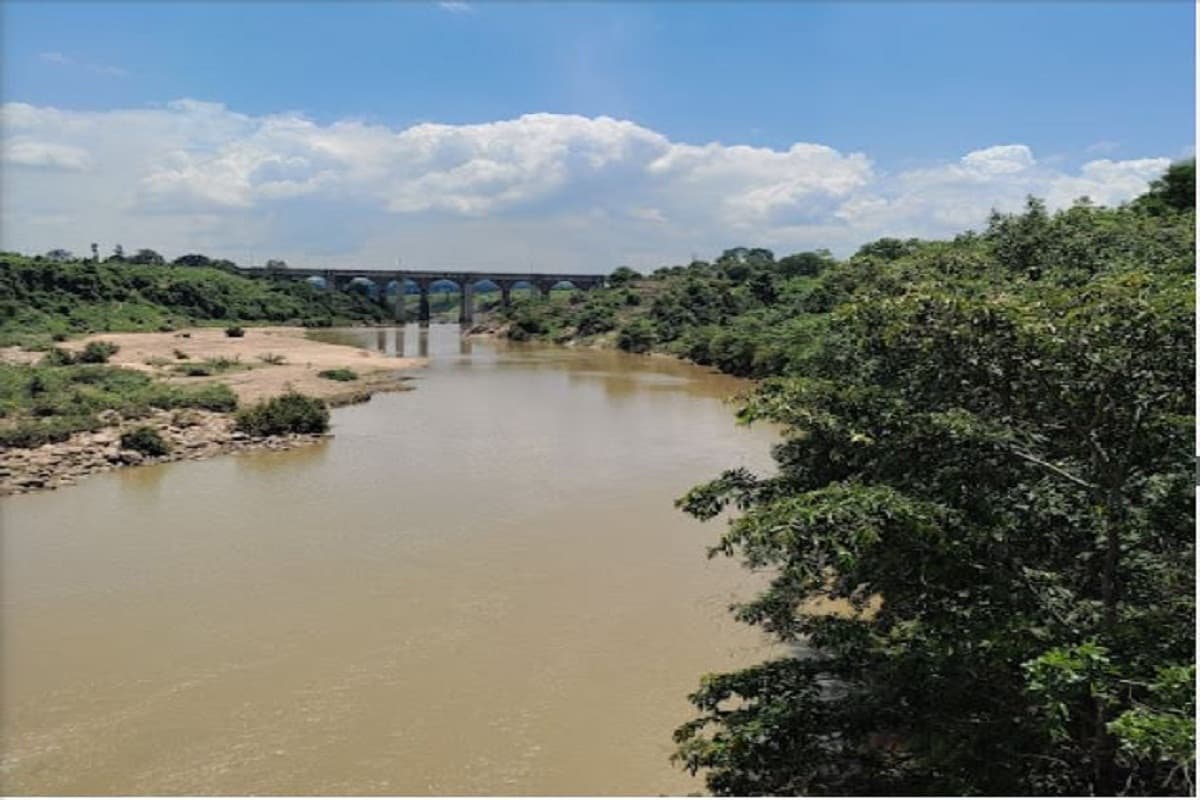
left=235, top=267, right=607, bottom=284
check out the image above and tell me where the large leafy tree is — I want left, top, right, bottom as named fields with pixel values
left=674, top=173, right=1195, bottom=795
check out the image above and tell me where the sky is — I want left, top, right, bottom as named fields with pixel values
left=1, top=1, right=1194, bottom=271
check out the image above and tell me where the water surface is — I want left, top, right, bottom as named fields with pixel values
left=1, top=325, right=778, bottom=795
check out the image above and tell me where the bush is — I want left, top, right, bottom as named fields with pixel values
left=225, top=326, right=245, bottom=338
left=616, top=319, right=656, bottom=353
left=317, top=368, right=357, bottom=381
left=258, top=352, right=287, bottom=365
left=78, top=340, right=120, bottom=363
left=235, top=391, right=329, bottom=436
left=0, top=415, right=100, bottom=448
left=119, top=425, right=171, bottom=456
left=40, top=347, right=77, bottom=366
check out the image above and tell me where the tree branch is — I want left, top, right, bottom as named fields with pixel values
left=1009, top=447, right=1098, bottom=490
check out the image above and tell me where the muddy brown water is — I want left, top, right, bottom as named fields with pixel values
left=0, top=325, right=780, bottom=795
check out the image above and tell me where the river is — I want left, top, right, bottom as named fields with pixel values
left=0, top=324, right=779, bottom=795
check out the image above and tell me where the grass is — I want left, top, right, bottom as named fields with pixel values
left=317, top=367, right=358, bottom=381
left=258, top=352, right=287, bottom=365
left=0, top=362, right=237, bottom=448
left=170, top=356, right=248, bottom=377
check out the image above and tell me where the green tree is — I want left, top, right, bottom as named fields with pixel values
left=673, top=187, right=1194, bottom=795
left=1133, top=159, right=1195, bottom=216
left=129, top=248, right=166, bottom=266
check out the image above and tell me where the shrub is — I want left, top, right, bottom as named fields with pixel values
left=173, top=349, right=189, bottom=359
left=0, top=415, right=100, bottom=448
left=225, top=326, right=245, bottom=338
left=317, top=368, right=357, bottom=381
left=258, top=352, right=287, bottom=365
left=235, top=391, right=329, bottom=436
left=78, top=340, right=120, bottom=363
left=40, top=347, right=77, bottom=366
left=120, top=425, right=171, bottom=456
left=616, top=319, right=656, bottom=353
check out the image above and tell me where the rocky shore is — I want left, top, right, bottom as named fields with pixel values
left=0, top=408, right=334, bottom=496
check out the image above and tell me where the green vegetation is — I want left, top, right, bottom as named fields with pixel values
left=317, top=368, right=358, bottom=382
left=0, top=362, right=237, bottom=448
left=39, top=340, right=121, bottom=366
left=224, top=325, right=245, bottom=338
left=170, top=357, right=248, bottom=377
left=668, top=164, right=1193, bottom=795
left=119, top=426, right=170, bottom=456
left=0, top=254, right=389, bottom=347
left=235, top=391, right=329, bottom=436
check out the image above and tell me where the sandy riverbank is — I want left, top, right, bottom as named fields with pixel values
left=70, top=326, right=425, bottom=404
left=0, top=326, right=427, bottom=496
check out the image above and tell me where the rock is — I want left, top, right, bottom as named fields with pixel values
left=231, top=431, right=250, bottom=441
left=97, top=410, right=122, bottom=424
left=117, top=449, right=144, bottom=465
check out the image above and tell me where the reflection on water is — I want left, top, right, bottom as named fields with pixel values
left=0, top=325, right=778, bottom=795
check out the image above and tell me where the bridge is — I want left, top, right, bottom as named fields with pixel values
left=235, top=267, right=609, bottom=324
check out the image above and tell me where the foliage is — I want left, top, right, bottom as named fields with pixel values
left=0, top=254, right=388, bottom=346
left=224, top=325, right=245, bottom=338
left=0, top=362, right=236, bottom=448
left=669, top=167, right=1195, bottom=795
left=616, top=318, right=655, bottom=353
left=235, top=391, right=329, bottom=436
left=78, top=340, right=120, bottom=363
left=119, top=425, right=171, bottom=456
left=317, top=368, right=358, bottom=381
left=257, top=352, right=287, bottom=365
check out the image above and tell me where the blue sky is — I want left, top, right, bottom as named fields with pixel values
left=1, top=1, right=1194, bottom=269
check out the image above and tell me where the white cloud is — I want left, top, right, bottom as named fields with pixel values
left=437, top=1, right=471, bottom=13
left=2, top=139, right=92, bottom=170
left=37, top=50, right=127, bottom=77
left=0, top=99, right=1173, bottom=270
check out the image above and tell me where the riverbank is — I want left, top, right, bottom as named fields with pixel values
left=0, top=326, right=426, bottom=496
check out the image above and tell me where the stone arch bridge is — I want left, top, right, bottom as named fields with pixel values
left=235, top=267, right=608, bottom=324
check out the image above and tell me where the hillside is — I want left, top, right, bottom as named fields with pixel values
left=0, top=255, right=389, bottom=347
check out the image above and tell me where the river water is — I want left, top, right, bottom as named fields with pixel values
left=0, top=325, right=779, bottom=795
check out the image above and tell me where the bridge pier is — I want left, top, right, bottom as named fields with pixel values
left=498, top=280, right=514, bottom=309
left=417, top=279, right=432, bottom=324
left=459, top=281, right=474, bottom=325
left=536, top=280, right=554, bottom=301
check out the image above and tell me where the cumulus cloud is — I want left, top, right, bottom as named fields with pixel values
left=0, top=99, right=1174, bottom=269
left=3, top=139, right=92, bottom=170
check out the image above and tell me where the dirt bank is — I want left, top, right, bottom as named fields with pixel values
left=67, top=326, right=426, bottom=404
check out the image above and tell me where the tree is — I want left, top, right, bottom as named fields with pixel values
left=90, top=243, right=99, bottom=262
left=1132, top=159, right=1195, bottom=216
left=172, top=253, right=212, bottom=267
left=777, top=249, right=833, bottom=278
left=128, top=248, right=165, bottom=265
left=673, top=185, right=1194, bottom=795
left=108, top=244, right=125, bottom=261
left=44, top=249, right=72, bottom=262
left=265, top=258, right=289, bottom=271
left=609, top=266, right=642, bottom=286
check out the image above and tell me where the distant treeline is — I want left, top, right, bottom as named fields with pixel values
left=0, top=255, right=388, bottom=346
